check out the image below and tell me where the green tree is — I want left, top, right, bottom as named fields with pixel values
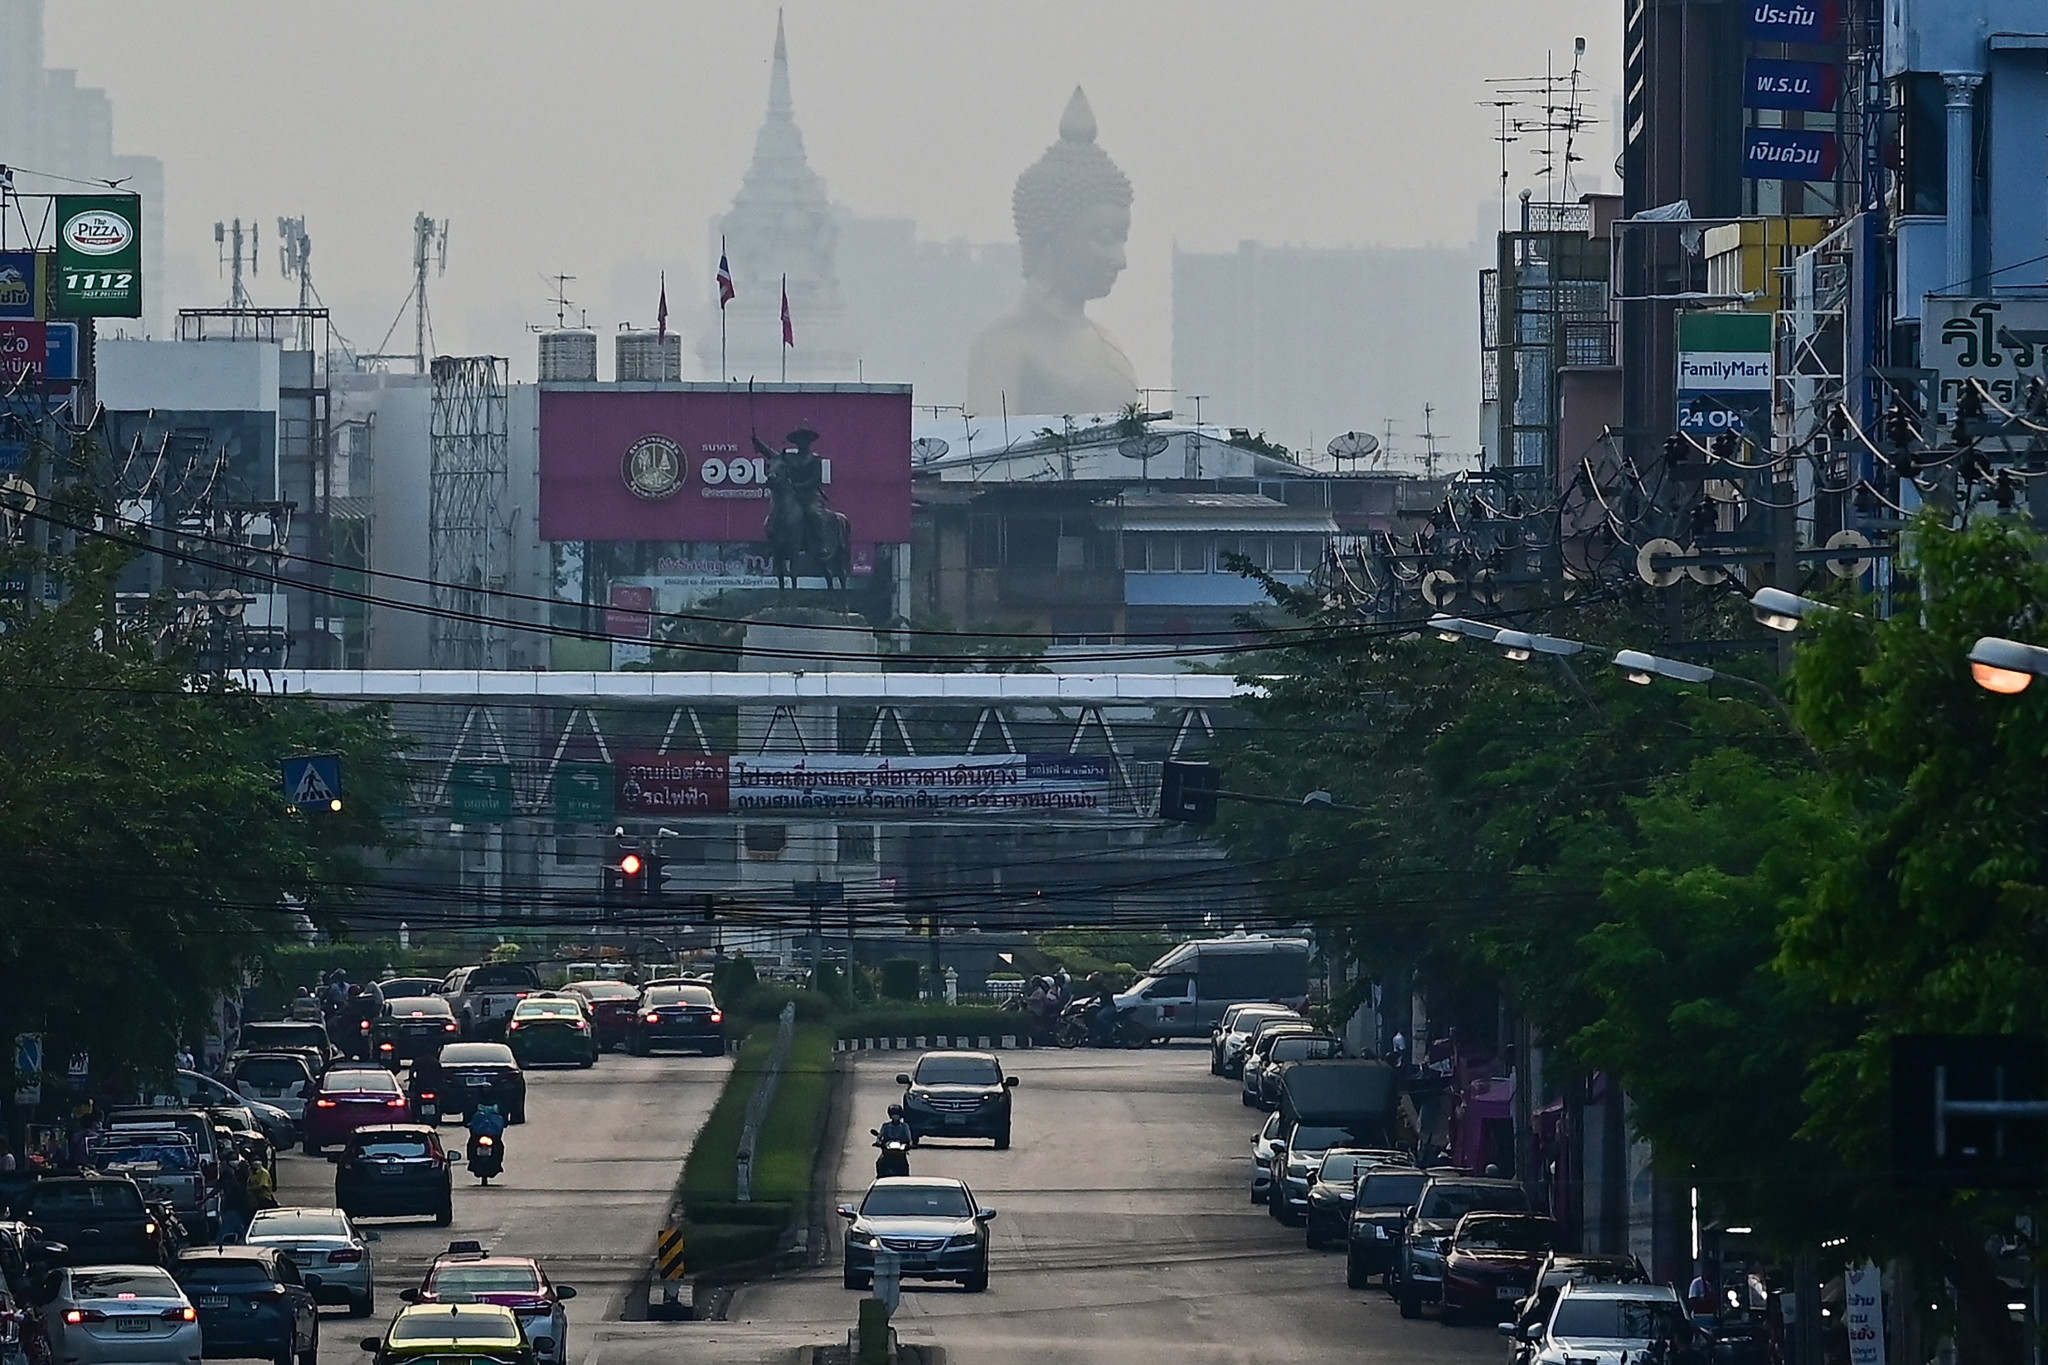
left=0, top=537, right=409, bottom=1092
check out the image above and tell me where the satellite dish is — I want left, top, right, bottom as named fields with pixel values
left=1419, top=569, right=1460, bottom=607
left=1327, top=431, right=1381, bottom=462
left=911, top=437, right=949, bottom=464
left=1824, top=528, right=1874, bottom=579
left=1636, top=537, right=1685, bottom=588
left=1117, top=434, right=1171, bottom=460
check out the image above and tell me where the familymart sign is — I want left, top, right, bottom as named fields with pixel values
left=1676, top=312, right=1773, bottom=439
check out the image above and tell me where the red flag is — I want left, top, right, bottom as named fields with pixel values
left=657, top=272, right=669, bottom=342
left=780, top=275, right=794, bottom=347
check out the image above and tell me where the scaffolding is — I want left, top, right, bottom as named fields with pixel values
left=428, top=356, right=510, bottom=669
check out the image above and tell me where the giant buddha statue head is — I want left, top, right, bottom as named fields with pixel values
left=1012, top=87, right=1132, bottom=305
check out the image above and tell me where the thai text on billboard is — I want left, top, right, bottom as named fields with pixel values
left=1745, top=0, right=1840, bottom=43
left=538, top=387, right=912, bottom=546
left=615, top=752, right=1112, bottom=816
left=1922, top=297, right=2048, bottom=424
left=1742, top=128, right=1840, bottom=182
left=1743, top=58, right=1841, bottom=113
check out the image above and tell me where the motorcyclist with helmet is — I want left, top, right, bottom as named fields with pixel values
left=872, top=1105, right=913, bottom=1177
left=465, top=1101, right=507, bottom=1183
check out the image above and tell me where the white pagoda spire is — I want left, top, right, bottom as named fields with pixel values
left=699, top=12, right=857, bottom=383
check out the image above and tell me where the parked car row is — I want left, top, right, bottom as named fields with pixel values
left=1206, top=1002, right=1688, bottom=1363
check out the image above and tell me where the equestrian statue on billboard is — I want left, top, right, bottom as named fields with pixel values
left=754, top=424, right=852, bottom=595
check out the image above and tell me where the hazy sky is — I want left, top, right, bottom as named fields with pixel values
left=50, top=1, right=1619, bottom=397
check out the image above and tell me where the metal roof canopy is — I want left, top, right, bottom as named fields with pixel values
left=234, top=670, right=1258, bottom=705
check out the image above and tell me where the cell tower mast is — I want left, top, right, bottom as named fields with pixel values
left=215, top=218, right=258, bottom=308
left=365, top=211, right=449, bottom=374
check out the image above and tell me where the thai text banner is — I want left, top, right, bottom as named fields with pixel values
left=615, top=752, right=1111, bottom=815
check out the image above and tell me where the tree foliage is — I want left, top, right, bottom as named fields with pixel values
left=0, top=537, right=409, bottom=1091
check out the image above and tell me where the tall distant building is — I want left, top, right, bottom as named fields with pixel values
left=0, top=0, right=166, bottom=334
left=1173, top=240, right=1487, bottom=454
left=835, top=216, right=1017, bottom=401
left=698, top=15, right=856, bottom=383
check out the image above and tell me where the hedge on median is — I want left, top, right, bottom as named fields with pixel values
left=675, top=1019, right=836, bottom=1278
left=833, top=1003, right=1023, bottom=1043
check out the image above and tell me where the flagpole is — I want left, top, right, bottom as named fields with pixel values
left=780, top=273, right=788, bottom=384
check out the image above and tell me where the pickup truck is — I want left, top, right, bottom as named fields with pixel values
left=100, top=1110, right=223, bottom=1240
left=442, top=964, right=543, bottom=1041
left=15, top=1174, right=164, bottom=1266
left=83, top=1132, right=205, bottom=1230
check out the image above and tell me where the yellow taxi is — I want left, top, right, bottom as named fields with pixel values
left=358, top=1303, right=539, bottom=1365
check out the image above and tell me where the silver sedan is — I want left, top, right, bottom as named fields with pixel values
left=40, top=1265, right=202, bottom=1365
left=242, top=1206, right=377, bottom=1316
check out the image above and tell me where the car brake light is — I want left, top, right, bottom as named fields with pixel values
left=507, top=1022, right=521, bottom=1031
left=328, top=1249, right=363, bottom=1264
left=644, top=1013, right=660, bottom=1024
left=65, top=1310, right=106, bottom=1324
left=420, top=1091, right=437, bottom=1101
left=314, top=1099, right=337, bottom=1108
left=709, top=1012, right=723, bottom=1024
left=386, top=1098, right=406, bottom=1108
left=444, top=1023, right=458, bottom=1032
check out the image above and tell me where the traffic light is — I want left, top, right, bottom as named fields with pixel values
left=644, top=853, right=669, bottom=902
left=618, top=849, right=646, bottom=900
left=1159, top=760, right=1220, bottom=825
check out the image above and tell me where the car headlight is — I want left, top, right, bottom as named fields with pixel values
left=945, top=1234, right=981, bottom=1249
left=848, top=1230, right=878, bottom=1248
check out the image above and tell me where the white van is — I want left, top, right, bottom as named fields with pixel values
left=1116, top=934, right=1312, bottom=1040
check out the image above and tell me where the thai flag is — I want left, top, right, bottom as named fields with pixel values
left=781, top=275, right=793, bottom=347
left=716, top=241, right=735, bottom=307
left=657, top=272, right=669, bottom=341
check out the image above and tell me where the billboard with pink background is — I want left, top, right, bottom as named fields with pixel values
left=538, top=386, right=913, bottom=544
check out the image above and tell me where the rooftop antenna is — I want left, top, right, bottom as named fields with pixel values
left=1422, top=404, right=1440, bottom=479
left=214, top=218, right=258, bottom=309
left=1485, top=43, right=1600, bottom=205
left=412, top=212, right=448, bottom=375
left=1478, top=98, right=1520, bottom=232
left=544, top=274, right=578, bottom=329
left=276, top=216, right=313, bottom=309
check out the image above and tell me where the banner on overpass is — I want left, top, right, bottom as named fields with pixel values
left=615, top=752, right=1111, bottom=816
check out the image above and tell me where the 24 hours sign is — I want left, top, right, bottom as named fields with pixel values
left=54, top=194, right=142, bottom=318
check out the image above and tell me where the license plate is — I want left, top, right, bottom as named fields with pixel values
left=115, top=1317, right=154, bottom=1333
left=943, top=1115, right=966, bottom=1125
left=198, top=1296, right=228, bottom=1310
left=1497, top=1286, right=1522, bottom=1299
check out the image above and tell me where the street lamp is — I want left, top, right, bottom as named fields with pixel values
left=1428, top=614, right=1501, bottom=643
left=1492, top=629, right=1585, bottom=662
left=1751, top=587, right=1831, bottom=632
left=1613, top=649, right=1714, bottom=686
left=1968, top=636, right=2048, bottom=695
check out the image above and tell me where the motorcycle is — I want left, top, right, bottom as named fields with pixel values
left=870, top=1129, right=910, bottom=1179
left=466, top=1132, right=504, bottom=1185
left=1054, top=998, right=1147, bottom=1049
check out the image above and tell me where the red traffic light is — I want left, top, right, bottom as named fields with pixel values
left=619, top=853, right=644, bottom=876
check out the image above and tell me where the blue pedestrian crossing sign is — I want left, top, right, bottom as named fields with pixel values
left=283, top=754, right=344, bottom=811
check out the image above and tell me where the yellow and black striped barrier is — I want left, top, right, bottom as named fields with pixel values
left=655, top=1226, right=686, bottom=1282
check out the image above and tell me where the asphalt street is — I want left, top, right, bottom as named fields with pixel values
left=729, top=1043, right=1510, bottom=1365
left=270, top=1050, right=728, bottom=1359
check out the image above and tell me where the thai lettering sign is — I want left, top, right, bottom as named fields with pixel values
left=614, top=752, right=1113, bottom=816
left=0, top=251, right=44, bottom=320
left=1677, top=312, right=1774, bottom=438
left=1844, top=1263, right=1885, bottom=1365
left=53, top=194, right=142, bottom=318
left=1923, top=297, right=2048, bottom=423
left=1745, top=0, right=1840, bottom=43
left=1742, top=128, right=1840, bottom=181
left=0, top=322, right=46, bottom=387
left=1743, top=58, right=1841, bottom=113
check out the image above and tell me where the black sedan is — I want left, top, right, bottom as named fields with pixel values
left=895, top=1051, right=1019, bottom=1148
left=334, top=1125, right=453, bottom=1226
left=173, top=1247, right=320, bottom=1365
left=411, top=1043, right=526, bottom=1124
left=838, top=1177, right=996, bottom=1293
left=371, top=998, right=461, bottom=1066
left=624, top=985, right=724, bottom=1057
left=1346, top=1166, right=1432, bottom=1288
left=1303, top=1149, right=1408, bottom=1250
